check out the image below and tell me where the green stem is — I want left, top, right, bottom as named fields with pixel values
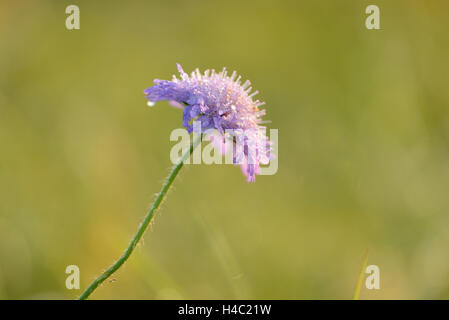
left=78, top=134, right=202, bottom=300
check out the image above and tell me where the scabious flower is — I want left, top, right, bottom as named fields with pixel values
left=144, top=64, right=271, bottom=182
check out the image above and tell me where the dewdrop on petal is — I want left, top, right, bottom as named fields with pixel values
left=144, top=64, right=272, bottom=182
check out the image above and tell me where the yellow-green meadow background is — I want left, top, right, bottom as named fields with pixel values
left=1, top=0, right=449, bottom=299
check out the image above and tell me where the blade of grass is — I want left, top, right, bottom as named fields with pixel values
left=353, top=248, right=370, bottom=300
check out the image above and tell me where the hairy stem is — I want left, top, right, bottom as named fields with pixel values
left=79, top=134, right=202, bottom=300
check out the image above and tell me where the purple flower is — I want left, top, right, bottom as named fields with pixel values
left=144, top=64, right=271, bottom=182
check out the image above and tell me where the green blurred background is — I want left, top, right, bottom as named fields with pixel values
left=1, top=0, right=449, bottom=299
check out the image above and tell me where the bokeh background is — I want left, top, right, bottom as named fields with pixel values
left=1, top=0, right=449, bottom=299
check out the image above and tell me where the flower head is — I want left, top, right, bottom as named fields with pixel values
left=144, top=64, right=271, bottom=182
